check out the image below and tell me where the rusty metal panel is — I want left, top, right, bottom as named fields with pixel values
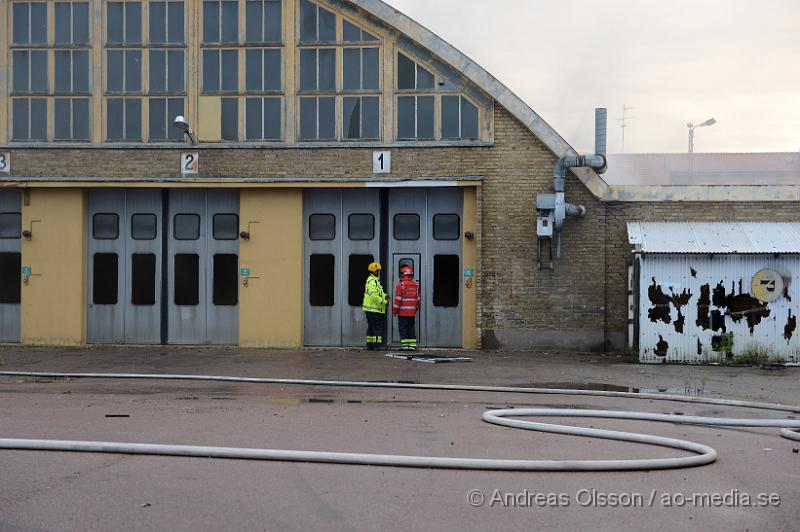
left=638, top=254, right=799, bottom=364
left=628, top=222, right=800, bottom=254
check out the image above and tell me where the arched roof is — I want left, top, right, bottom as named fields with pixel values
left=348, top=0, right=609, bottom=198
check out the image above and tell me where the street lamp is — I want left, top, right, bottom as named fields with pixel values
left=172, top=115, right=197, bottom=145
left=687, top=118, right=716, bottom=178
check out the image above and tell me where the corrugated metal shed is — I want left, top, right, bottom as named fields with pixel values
left=627, top=222, right=800, bottom=254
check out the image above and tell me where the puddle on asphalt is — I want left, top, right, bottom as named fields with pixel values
left=521, top=382, right=708, bottom=396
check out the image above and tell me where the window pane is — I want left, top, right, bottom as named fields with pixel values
left=348, top=214, right=374, bottom=241
left=433, top=255, right=460, bottom=307
left=174, top=254, right=199, bottom=306
left=318, top=97, right=335, bottom=140
left=31, top=51, right=48, bottom=92
left=131, top=253, right=156, bottom=305
left=108, top=2, right=124, bottom=43
left=299, top=0, right=316, bottom=42
left=168, top=1, right=184, bottom=43
left=131, top=214, right=157, bottom=240
left=309, top=254, right=335, bottom=307
left=264, top=49, right=281, bottom=90
left=203, top=50, right=219, bottom=91
left=434, top=214, right=460, bottom=240
left=264, top=97, right=281, bottom=140
left=213, top=254, right=239, bottom=305
left=203, top=0, right=219, bottom=43
left=55, top=99, right=71, bottom=139
left=93, top=213, right=119, bottom=239
left=12, top=100, right=29, bottom=141
left=73, top=51, right=89, bottom=92
left=221, top=98, right=238, bottom=140
left=55, top=51, right=72, bottom=92
left=318, top=49, right=335, bottom=91
left=343, top=49, right=360, bottom=91
left=126, top=98, right=142, bottom=139
left=150, top=51, right=166, bottom=92
left=363, top=48, right=379, bottom=90
left=442, top=96, right=460, bottom=139
left=150, top=2, right=166, bottom=43
left=73, top=98, right=89, bottom=139
left=343, top=97, right=360, bottom=139
left=13, top=3, right=29, bottom=44
left=417, top=66, right=434, bottom=90
left=343, top=20, right=361, bottom=42
left=174, top=214, right=200, bottom=240
left=149, top=98, right=166, bottom=139
left=417, top=96, right=434, bottom=139
left=55, top=3, right=72, bottom=44
left=462, top=98, right=479, bottom=139
left=299, top=98, right=316, bottom=140
left=0, top=253, right=22, bottom=304
left=394, top=214, right=420, bottom=240
left=30, top=99, right=47, bottom=140
left=245, top=0, right=263, bottom=42
left=265, top=1, right=281, bottom=42
left=126, top=2, right=142, bottom=43
left=362, top=97, right=379, bottom=140
left=167, top=98, right=184, bottom=140
left=13, top=52, right=29, bottom=92
left=299, top=49, right=316, bottom=91
left=31, top=3, right=48, bottom=43
left=126, top=50, right=142, bottom=92
left=318, top=6, right=336, bottom=42
left=0, top=214, right=22, bottom=239
left=107, top=51, right=123, bottom=92
left=245, top=97, right=262, bottom=139
left=107, top=99, right=123, bottom=140
left=168, top=51, right=184, bottom=91
left=397, top=96, right=415, bottom=139
left=348, top=254, right=374, bottom=306
left=245, top=49, right=262, bottom=90
left=397, top=54, right=415, bottom=90
left=73, top=2, right=90, bottom=43
left=213, top=214, right=239, bottom=240
left=93, top=253, right=119, bottom=305
left=309, top=214, right=335, bottom=240
left=221, top=50, right=238, bottom=91
left=221, top=1, right=238, bottom=43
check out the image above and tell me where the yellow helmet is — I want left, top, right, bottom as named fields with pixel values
left=368, top=262, right=382, bottom=273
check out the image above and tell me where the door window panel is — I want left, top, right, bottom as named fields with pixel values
left=93, top=253, right=119, bottom=304
left=309, top=214, right=335, bottom=240
left=348, top=214, right=374, bottom=240
left=213, top=254, right=239, bottom=305
left=348, top=254, right=374, bottom=306
left=174, top=253, right=199, bottom=305
left=174, top=214, right=200, bottom=240
left=433, top=255, right=460, bottom=307
left=131, top=253, right=156, bottom=305
left=0, top=253, right=22, bottom=304
left=393, top=214, right=420, bottom=240
left=131, top=214, right=157, bottom=240
left=309, top=254, right=335, bottom=307
left=0, top=214, right=22, bottom=239
left=213, top=214, right=239, bottom=240
left=433, top=214, right=460, bottom=240
left=93, top=213, right=119, bottom=240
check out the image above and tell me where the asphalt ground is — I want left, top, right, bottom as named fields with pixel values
left=0, top=347, right=798, bottom=532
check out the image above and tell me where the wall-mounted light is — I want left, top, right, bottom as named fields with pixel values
left=172, top=116, right=197, bottom=146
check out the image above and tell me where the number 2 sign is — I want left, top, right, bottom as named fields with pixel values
left=0, top=153, right=10, bottom=174
left=181, top=152, right=199, bottom=175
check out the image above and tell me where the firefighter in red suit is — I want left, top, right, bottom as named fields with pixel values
left=392, top=266, right=421, bottom=350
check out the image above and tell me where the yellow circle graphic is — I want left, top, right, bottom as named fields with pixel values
left=751, top=269, right=785, bottom=303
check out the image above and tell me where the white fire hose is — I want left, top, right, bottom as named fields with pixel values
left=1, top=371, right=799, bottom=472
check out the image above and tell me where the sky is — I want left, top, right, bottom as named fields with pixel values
left=385, top=0, right=800, bottom=154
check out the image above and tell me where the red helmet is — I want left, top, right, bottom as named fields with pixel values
left=401, top=266, right=414, bottom=277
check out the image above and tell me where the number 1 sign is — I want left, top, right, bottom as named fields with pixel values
left=372, top=151, right=391, bottom=174
left=181, top=153, right=199, bottom=175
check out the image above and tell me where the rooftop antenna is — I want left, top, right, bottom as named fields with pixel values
left=616, top=105, right=634, bottom=153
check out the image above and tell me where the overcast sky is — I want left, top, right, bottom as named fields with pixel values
left=385, top=0, right=800, bottom=154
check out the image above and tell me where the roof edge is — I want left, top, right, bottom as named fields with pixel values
left=606, top=185, right=800, bottom=203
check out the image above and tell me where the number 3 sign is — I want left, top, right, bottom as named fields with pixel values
left=0, top=153, right=10, bottom=174
left=181, top=152, right=199, bottom=175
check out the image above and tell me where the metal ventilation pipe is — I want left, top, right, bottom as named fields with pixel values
left=595, top=107, right=608, bottom=158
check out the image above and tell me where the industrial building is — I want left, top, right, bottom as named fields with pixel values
left=1, top=0, right=798, bottom=362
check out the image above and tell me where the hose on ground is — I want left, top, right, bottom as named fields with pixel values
left=1, top=371, right=799, bottom=472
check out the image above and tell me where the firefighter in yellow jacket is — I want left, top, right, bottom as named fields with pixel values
left=362, top=262, right=388, bottom=350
